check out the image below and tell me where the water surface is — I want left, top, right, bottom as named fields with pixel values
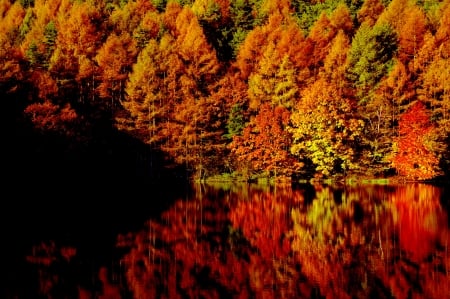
left=4, top=182, right=449, bottom=299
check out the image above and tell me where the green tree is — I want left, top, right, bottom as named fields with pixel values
left=225, top=103, right=246, bottom=139
left=42, top=20, right=57, bottom=67
left=20, top=0, right=34, bottom=8
left=19, top=7, right=33, bottom=41
left=377, top=0, right=427, bottom=64
left=25, top=40, right=43, bottom=66
left=228, top=0, right=259, bottom=57
left=346, top=22, right=398, bottom=103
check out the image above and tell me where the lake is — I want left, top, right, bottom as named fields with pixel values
left=2, top=181, right=449, bottom=299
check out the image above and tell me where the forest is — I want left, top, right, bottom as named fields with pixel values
left=1, top=0, right=450, bottom=182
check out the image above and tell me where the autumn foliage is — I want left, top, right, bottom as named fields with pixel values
left=3, top=0, right=450, bottom=181
left=109, top=183, right=449, bottom=299
left=390, top=101, right=441, bottom=180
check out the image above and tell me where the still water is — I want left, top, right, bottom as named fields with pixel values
left=3, top=182, right=450, bottom=299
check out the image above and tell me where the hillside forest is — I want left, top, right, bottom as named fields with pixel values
left=2, top=0, right=450, bottom=182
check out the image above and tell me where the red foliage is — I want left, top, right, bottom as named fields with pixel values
left=231, top=104, right=300, bottom=177
left=391, top=101, right=440, bottom=180
left=24, top=100, right=78, bottom=135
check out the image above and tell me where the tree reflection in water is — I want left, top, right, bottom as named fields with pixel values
left=24, top=183, right=449, bottom=299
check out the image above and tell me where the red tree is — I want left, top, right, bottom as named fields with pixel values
left=230, top=103, right=301, bottom=178
left=391, top=101, right=441, bottom=180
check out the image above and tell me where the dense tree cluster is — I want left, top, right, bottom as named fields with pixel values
left=2, top=0, right=450, bottom=181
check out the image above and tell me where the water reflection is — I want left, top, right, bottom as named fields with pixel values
left=23, top=182, right=449, bottom=299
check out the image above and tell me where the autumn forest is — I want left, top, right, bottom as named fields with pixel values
left=2, top=0, right=450, bottom=182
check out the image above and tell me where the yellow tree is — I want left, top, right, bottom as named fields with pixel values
left=435, top=0, right=450, bottom=58
left=416, top=2, right=450, bottom=166
left=0, top=1, right=25, bottom=37
left=108, top=0, right=155, bottom=35
left=289, top=78, right=364, bottom=178
left=329, top=3, right=353, bottom=36
left=122, top=6, right=224, bottom=177
left=248, top=46, right=298, bottom=110
left=418, top=1, right=450, bottom=120
left=0, top=1, right=25, bottom=91
left=121, top=37, right=172, bottom=145
left=134, top=10, right=161, bottom=49
left=20, top=0, right=61, bottom=62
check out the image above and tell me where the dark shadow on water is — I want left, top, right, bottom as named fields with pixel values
left=1, top=97, right=189, bottom=298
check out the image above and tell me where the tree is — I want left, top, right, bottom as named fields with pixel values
left=306, top=11, right=337, bottom=68
left=425, top=58, right=450, bottom=121
left=322, top=30, right=351, bottom=95
left=49, top=0, right=103, bottom=105
left=390, top=101, right=441, bottom=180
left=19, top=0, right=61, bottom=61
left=289, top=78, right=364, bottom=178
left=357, top=0, right=385, bottom=26
left=108, top=0, right=154, bottom=35
left=376, top=0, right=427, bottom=64
left=157, top=6, right=223, bottom=175
left=234, top=19, right=272, bottom=79
left=329, top=3, right=353, bottom=36
left=346, top=22, right=398, bottom=103
left=227, top=0, right=260, bottom=58
left=418, top=49, right=450, bottom=173
left=0, top=1, right=26, bottom=92
left=360, top=60, right=413, bottom=175
left=121, top=6, right=225, bottom=177
left=95, top=32, right=138, bottom=109
left=248, top=44, right=298, bottom=110
left=24, top=100, right=78, bottom=136
left=42, top=21, right=57, bottom=67
left=121, top=37, right=169, bottom=145
left=234, top=12, right=302, bottom=80
left=230, top=103, right=300, bottom=178
left=174, top=6, right=220, bottom=87
left=435, top=0, right=450, bottom=57
left=0, top=1, right=26, bottom=39
left=133, top=10, right=161, bottom=49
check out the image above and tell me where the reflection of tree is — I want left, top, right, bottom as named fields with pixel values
left=229, top=191, right=291, bottom=259
left=23, top=183, right=449, bottom=299
left=289, top=183, right=450, bottom=299
left=25, top=241, right=122, bottom=299
left=387, top=183, right=450, bottom=299
left=290, top=184, right=385, bottom=299
left=228, top=186, right=306, bottom=298
left=118, top=184, right=247, bottom=298
left=118, top=184, right=313, bottom=298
